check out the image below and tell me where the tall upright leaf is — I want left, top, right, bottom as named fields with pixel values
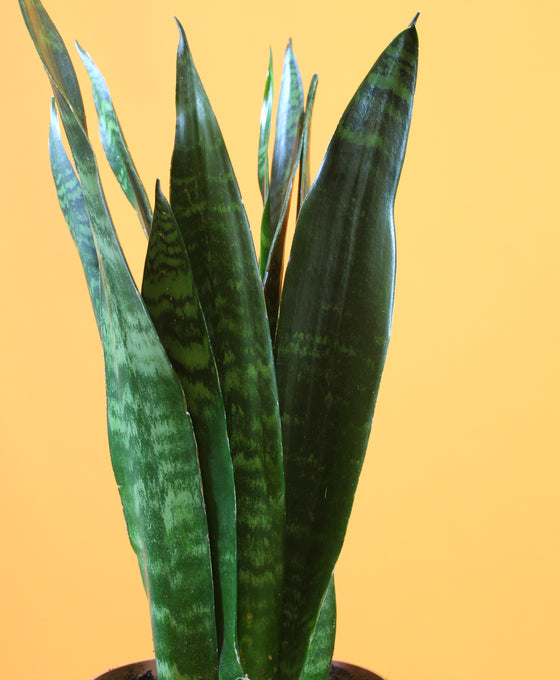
left=170, top=22, right=285, bottom=680
left=141, top=183, right=243, bottom=680
left=77, top=43, right=153, bottom=236
left=21, top=3, right=218, bottom=678
left=275, top=21, right=419, bottom=680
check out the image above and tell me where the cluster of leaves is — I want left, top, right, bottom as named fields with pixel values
left=19, top=2, right=418, bottom=680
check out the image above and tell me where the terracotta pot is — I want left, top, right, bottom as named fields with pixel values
left=91, top=659, right=385, bottom=680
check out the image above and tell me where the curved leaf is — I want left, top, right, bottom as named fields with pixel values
left=22, top=3, right=218, bottom=678
left=170, top=22, right=284, bottom=680
left=141, top=182, right=243, bottom=680
left=19, top=0, right=86, bottom=131
left=77, top=43, right=153, bottom=236
left=275, top=22, right=419, bottom=680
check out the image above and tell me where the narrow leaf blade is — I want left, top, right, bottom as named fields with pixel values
left=268, top=40, right=304, bottom=240
left=19, top=0, right=87, bottom=131
left=258, top=47, right=273, bottom=203
left=260, top=40, right=304, bottom=276
left=77, top=43, right=153, bottom=236
left=49, top=98, right=101, bottom=328
left=297, top=74, right=318, bottom=215
left=300, top=577, right=336, bottom=680
left=261, top=41, right=305, bottom=333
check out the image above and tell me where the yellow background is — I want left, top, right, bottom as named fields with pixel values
left=1, top=0, right=559, bottom=678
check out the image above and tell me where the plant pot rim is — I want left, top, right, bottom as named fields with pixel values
left=90, top=659, right=386, bottom=680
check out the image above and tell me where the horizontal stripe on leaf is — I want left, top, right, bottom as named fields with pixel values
left=275, top=22, right=418, bottom=680
left=141, top=182, right=243, bottom=680
left=170, top=22, right=284, bottom=680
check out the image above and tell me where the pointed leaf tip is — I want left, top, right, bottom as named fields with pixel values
left=410, top=11, right=420, bottom=27
left=174, top=17, right=188, bottom=47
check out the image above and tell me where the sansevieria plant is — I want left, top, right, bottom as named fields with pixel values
left=19, top=1, right=419, bottom=679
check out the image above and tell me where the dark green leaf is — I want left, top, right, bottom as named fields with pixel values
left=170, top=22, right=284, bottom=680
left=275, top=23, right=418, bottom=680
left=258, top=47, right=273, bottom=204
left=141, top=182, right=243, bottom=680
left=77, top=43, right=153, bottom=236
left=300, top=577, right=336, bottom=680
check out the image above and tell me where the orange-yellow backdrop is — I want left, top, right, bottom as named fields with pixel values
left=2, top=1, right=559, bottom=679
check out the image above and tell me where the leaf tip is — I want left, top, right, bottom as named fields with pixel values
left=409, top=11, right=420, bottom=27
left=174, top=16, right=188, bottom=48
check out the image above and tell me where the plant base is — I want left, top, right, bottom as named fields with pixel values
left=91, top=660, right=385, bottom=680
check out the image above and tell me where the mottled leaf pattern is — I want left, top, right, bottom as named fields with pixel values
left=48, top=98, right=101, bottom=327
left=275, top=23, right=418, bottom=680
left=170, top=22, right=284, bottom=680
left=141, top=183, right=243, bottom=680
left=21, top=3, right=218, bottom=679
left=77, top=44, right=153, bottom=236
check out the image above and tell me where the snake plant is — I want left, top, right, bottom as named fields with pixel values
left=19, top=1, right=418, bottom=679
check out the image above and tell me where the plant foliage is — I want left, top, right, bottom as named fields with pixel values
left=19, top=2, right=418, bottom=679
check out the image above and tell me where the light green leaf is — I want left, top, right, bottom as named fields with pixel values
left=49, top=98, right=101, bottom=328
left=141, top=182, right=243, bottom=680
left=77, top=43, right=153, bottom=236
left=21, top=3, right=218, bottom=678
